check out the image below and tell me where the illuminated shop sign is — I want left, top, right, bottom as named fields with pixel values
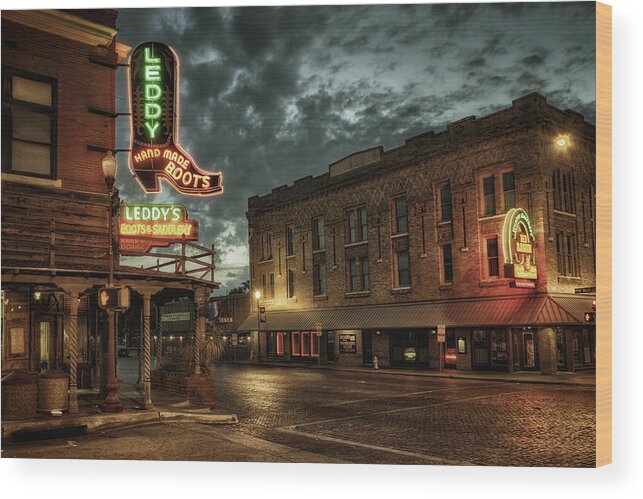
left=128, top=42, right=223, bottom=196
left=502, top=208, right=537, bottom=281
left=119, top=203, right=199, bottom=252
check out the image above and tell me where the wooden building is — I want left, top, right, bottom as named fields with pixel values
left=1, top=9, right=218, bottom=412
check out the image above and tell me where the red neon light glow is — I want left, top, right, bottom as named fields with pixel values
left=127, top=42, right=223, bottom=197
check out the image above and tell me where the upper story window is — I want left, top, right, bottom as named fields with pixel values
left=482, top=175, right=496, bottom=216
left=394, top=197, right=408, bottom=234
left=314, top=264, right=326, bottom=296
left=347, top=257, right=358, bottom=292
left=440, top=183, right=453, bottom=222
left=502, top=171, right=516, bottom=211
left=441, top=244, right=453, bottom=284
left=552, top=169, right=576, bottom=214
left=287, top=268, right=296, bottom=297
left=269, top=273, right=275, bottom=299
left=556, top=231, right=578, bottom=277
left=260, top=233, right=273, bottom=260
left=394, top=250, right=410, bottom=288
left=486, top=237, right=500, bottom=278
left=261, top=274, right=268, bottom=298
left=360, top=256, right=370, bottom=291
left=286, top=226, right=295, bottom=256
left=312, top=217, right=325, bottom=250
left=2, top=68, right=56, bottom=178
left=346, top=207, right=368, bottom=243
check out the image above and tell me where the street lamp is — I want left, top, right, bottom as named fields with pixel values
left=254, top=289, right=262, bottom=363
left=101, top=151, right=123, bottom=413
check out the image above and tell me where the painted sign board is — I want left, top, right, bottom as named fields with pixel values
left=128, top=42, right=223, bottom=196
left=119, top=203, right=198, bottom=252
left=161, top=300, right=194, bottom=333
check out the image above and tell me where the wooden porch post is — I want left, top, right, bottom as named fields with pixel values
left=142, top=292, right=153, bottom=409
left=193, top=287, right=207, bottom=375
left=66, top=289, right=80, bottom=414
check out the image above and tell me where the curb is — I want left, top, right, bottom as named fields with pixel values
left=245, top=362, right=595, bottom=387
left=159, top=411, right=238, bottom=425
left=2, top=409, right=238, bottom=443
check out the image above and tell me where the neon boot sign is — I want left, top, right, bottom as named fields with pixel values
left=128, top=42, right=223, bottom=196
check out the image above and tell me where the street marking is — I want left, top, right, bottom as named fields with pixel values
left=275, top=386, right=582, bottom=465
left=276, top=427, right=474, bottom=465
left=286, top=386, right=579, bottom=429
left=323, top=381, right=507, bottom=407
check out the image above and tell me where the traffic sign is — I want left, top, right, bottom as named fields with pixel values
left=98, top=287, right=119, bottom=309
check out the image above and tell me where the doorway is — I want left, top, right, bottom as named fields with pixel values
left=326, top=331, right=336, bottom=362
left=389, top=330, right=429, bottom=367
left=37, top=316, right=58, bottom=370
left=512, top=329, right=539, bottom=371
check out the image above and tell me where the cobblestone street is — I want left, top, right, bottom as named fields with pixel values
left=2, top=363, right=595, bottom=466
left=214, top=365, right=595, bottom=467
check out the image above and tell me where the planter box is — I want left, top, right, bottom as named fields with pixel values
left=151, top=369, right=215, bottom=407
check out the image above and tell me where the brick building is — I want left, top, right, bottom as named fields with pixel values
left=1, top=9, right=218, bottom=412
left=239, top=93, right=596, bottom=375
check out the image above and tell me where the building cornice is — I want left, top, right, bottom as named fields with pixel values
left=2, top=9, right=118, bottom=47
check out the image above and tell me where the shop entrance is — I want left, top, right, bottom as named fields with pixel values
left=472, top=329, right=508, bottom=371
left=37, top=315, right=58, bottom=370
left=326, top=331, right=336, bottom=362
left=390, top=330, right=429, bottom=367
left=512, top=329, right=539, bottom=371
left=362, top=330, right=373, bottom=365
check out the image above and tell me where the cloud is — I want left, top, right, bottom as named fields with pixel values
left=114, top=3, right=596, bottom=292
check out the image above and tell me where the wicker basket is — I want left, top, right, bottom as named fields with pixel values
left=37, top=371, right=69, bottom=412
left=1, top=371, right=38, bottom=420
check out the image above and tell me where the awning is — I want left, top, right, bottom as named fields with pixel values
left=236, top=293, right=596, bottom=332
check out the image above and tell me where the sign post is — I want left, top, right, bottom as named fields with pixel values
left=315, top=323, right=323, bottom=367
left=437, top=324, right=446, bottom=373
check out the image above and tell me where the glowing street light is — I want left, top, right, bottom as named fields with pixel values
left=555, top=135, right=569, bottom=148
left=101, top=151, right=123, bottom=413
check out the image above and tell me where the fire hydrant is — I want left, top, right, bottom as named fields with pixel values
left=373, top=356, right=379, bottom=370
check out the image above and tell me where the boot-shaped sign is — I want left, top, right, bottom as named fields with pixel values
left=129, top=42, right=223, bottom=196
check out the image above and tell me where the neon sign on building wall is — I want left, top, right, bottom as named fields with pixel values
left=502, top=208, right=538, bottom=281
left=128, top=42, right=223, bottom=196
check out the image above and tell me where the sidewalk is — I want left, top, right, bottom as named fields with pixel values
left=1, top=381, right=237, bottom=443
left=228, top=360, right=596, bottom=386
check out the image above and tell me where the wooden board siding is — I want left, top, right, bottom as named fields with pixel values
left=1, top=180, right=112, bottom=271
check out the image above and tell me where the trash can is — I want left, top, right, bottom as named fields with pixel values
left=37, top=370, right=69, bottom=412
left=1, top=371, right=38, bottom=420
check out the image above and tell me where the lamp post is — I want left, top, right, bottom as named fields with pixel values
left=101, top=151, right=123, bottom=413
left=255, top=289, right=262, bottom=363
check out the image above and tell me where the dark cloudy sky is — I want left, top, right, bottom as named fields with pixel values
left=113, top=2, right=596, bottom=294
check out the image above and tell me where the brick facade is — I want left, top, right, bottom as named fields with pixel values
left=2, top=17, right=118, bottom=193
left=244, top=93, right=596, bottom=374
left=247, top=93, right=595, bottom=311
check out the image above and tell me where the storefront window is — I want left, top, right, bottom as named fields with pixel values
left=473, top=329, right=508, bottom=371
